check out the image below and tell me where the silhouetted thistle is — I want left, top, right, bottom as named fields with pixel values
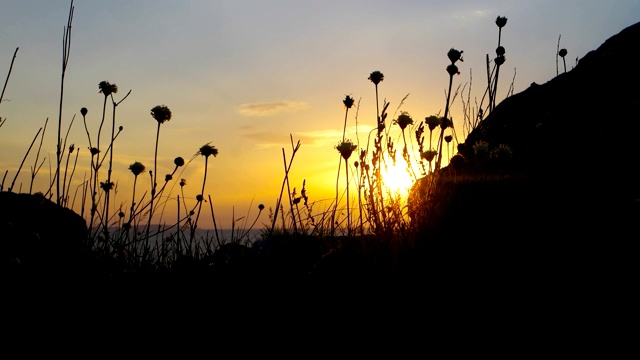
left=199, top=143, right=219, bottom=158
left=496, top=16, right=508, bottom=48
left=129, top=161, right=145, bottom=176
left=445, top=135, right=453, bottom=163
left=151, top=105, right=172, bottom=124
left=80, top=107, right=88, bottom=116
left=425, top=115, right=441, bottom=150
left=336, top=139, right=358, bottom=235
left=395, top=112, right=414, bottom=130
left=174, top=156, right=185, bottom=167
left=192, top=142, right=218, bottom=241
left=336, top=139, right=358, bottom=160
left=334, top=94, right=356, bottom=236
left=100, top=181, right=114, bottom=192
left=147, top=104, right=172, bottom=240
left=368, top=71, right=384, bottom=85
left=446, top=64, right=460, bottom=76
left=559, top=48, right=568, bottom=73
left=447, top=48, right=464, bottom=64
left=421, top=149, right=438, bottom=173
left=98, top=81, right=118, bottom=97
left=127, top=161, right=145, bottom=231
left=343, top=94, right=355, bottom=109
left=496, top=46, right=505, bottom=56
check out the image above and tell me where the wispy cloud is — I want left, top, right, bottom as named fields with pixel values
left=243, top=126, right=366, bottom=149
left=238, top=101, right=308, bottom=116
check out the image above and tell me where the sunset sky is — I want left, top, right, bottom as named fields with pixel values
left=0, top=0, right=638, bottom=229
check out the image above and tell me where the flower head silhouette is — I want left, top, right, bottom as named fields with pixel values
left=336, top=139, right=358, bottom=160
left=421, top=150, right=438, bottom=162
left=395, top=112, right=414, bottom=130
left=199, top=143, right=219, bottom=158
left=446, top=64, right=460, bottom=76
left=425, top=115, right=441, bottom=131
left=98, top=81, right=118, bottom=97
left=151, top=105, right=172, bottom=124
left=368, top=71, right=384, bottom=85
left=559, top=48, right=568, bottom=58
left=447, top=48, right=464, bottom=64
left=343, top=94, right=355, bottom=109
left=129, top=161, right=146, bottom=176
left=496, top=16, right=508, bottom=28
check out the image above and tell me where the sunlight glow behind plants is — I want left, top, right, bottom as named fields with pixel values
left=380, top=158, right=414, bottom=197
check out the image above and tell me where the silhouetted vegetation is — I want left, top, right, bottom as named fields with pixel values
left=2, top=1, right=638, bottom=293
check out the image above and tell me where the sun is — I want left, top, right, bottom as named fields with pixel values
left=380, top=160, right=414, bottom=196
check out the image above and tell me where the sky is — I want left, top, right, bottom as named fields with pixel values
left=0, top=0, right=638, bottom=230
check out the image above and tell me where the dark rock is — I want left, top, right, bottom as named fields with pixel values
left=0, top=192, right=90, bottom=280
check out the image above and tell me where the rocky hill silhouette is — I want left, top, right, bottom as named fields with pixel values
left=399, top=22, right=640, bottom=302
left=413, top=21, right=640, bottom=242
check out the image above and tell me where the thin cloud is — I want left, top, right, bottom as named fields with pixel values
left=243, top=126, right=366, bottom=149
left=239, top=101, right=308, bottom=116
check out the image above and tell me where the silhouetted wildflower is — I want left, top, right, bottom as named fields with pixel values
left=128, top=161, right=145, bottom=176
left=69, top=144, right=75, bottom=153
left=343, top=95, right=355, bottom=109
left=199, top=143, right=218, bottom=158
left=368, top=71, right=384, bottom=85
left=425, top=115, right=441, bottom=131
left=150, top=105, right=172, bottom=124
left=447, top=64, right=459, bottom=76
left=559, top=48, right=568, bottom=58
left=180, top=179, right=186, bottom=187
left=98, top=81, right=118, bottom=97
left=496, top=46, right=505, bottom=56
left=421, top=150, right=438, bottom=162
left=100, top=181, right=115, bottom=192
left=174, top=157, right=185, bottom=167
left=196, top=194, right=203, bottom=202
left=496, top=16, right=508, bottom=28
left=445, top=135, right=453, bottom=143
left=440, top=117, right=453, bottom=130
left=447, top=48, right=464, bottom=64
left=118, top=211, right=125, bottom=218
left=89, top=147, right=100, bottom=156
left=336, top=139, right=358, bottom=160
left=395, top=112, right=414, bottom=130
left=80, top=107, right=88, bottom=116
left=495, top=55, right=505, bottom=66
left=258, top=204, right=265, bottom=211
left=165, top=174, right=172, bottom=182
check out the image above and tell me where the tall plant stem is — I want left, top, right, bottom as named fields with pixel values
left=9, top=128, right=42, bottom=193
left=436, top=73, right=454, bottom=170
left=271, top=136, right=300, bottom=233
left=56, top=0, right=73, bottom=205
left=191, top=157, right=209, bottom=241
left=145, top=123, right=161, bottom=242
left=345, top=159, right=351, bottom=237
left=0, top=47, right=19, bottom=105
